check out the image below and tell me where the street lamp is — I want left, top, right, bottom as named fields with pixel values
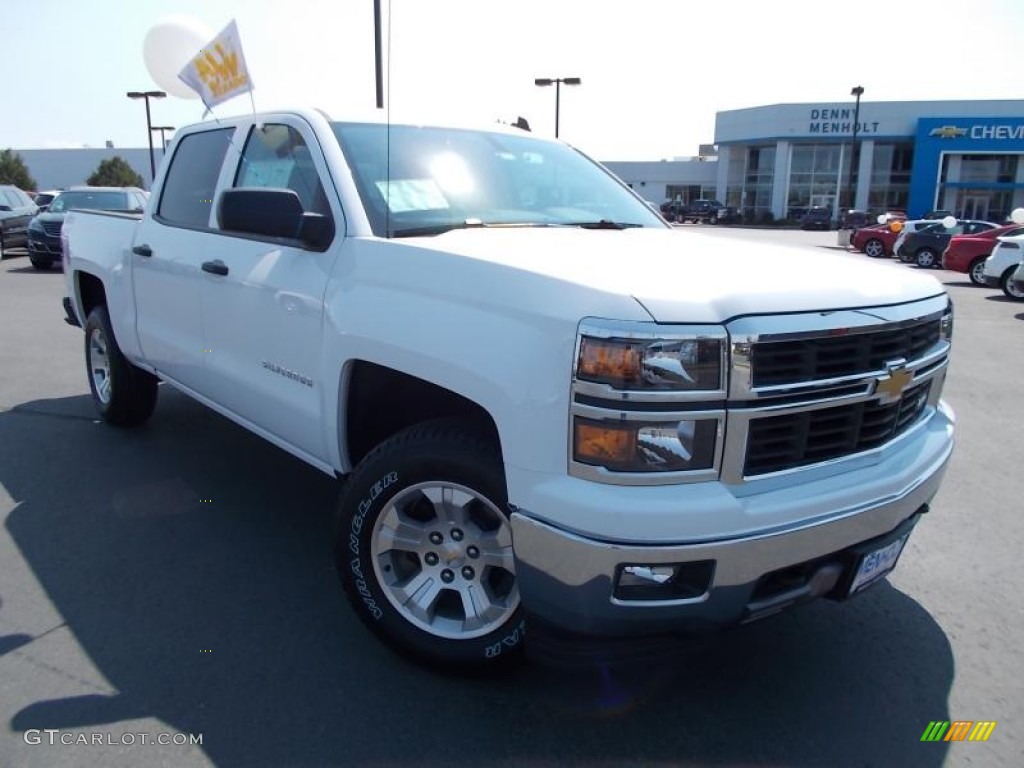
left=126, top=90, right=167, bottom=185
left=534, top=76, right=581, bottom=138
left=846, top=85, right=865, bottom=216
left=151, top=126, right=175, bottom=153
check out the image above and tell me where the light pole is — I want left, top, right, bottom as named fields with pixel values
left=534, top=76, right=581, bottom=138
left=151, top=126, right=175, bottom=153
left=373, top=0, right=383, bottom=108
left=127, top=90, right=166, bottom=186
left=846, top=85, right=864, bottom=216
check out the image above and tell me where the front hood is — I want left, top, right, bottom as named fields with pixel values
left=34, top=212, right=66, bottom=225
left=409, top=227, right=946, bottom=323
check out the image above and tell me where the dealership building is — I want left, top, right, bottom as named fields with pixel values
left=605, top=98, right=1024, bottom=222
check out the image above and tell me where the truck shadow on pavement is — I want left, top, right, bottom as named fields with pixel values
left=2, top=390, right=954, bottom=767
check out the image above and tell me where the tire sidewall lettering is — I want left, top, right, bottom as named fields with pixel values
left=484, top=618, right=526, bottom=659
left=346, top=471, right=398, bottom=621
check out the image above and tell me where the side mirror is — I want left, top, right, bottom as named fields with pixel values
left=218, top=188, right=332, bottom=248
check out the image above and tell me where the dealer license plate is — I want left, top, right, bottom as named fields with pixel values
left=848, top=533, right=910, bottom=595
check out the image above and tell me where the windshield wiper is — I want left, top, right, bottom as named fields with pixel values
left=391, top=220, right=558, bottom=238
left=565, top=220, right=644, bottom=230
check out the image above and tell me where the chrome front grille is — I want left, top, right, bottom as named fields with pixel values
left=41, top=221, right=63, bottom=237
left=750, top=319, right=941, bottom=387
left=725, top=296, right=951, bottom=482
left=744, top=381, right=932, bottom=476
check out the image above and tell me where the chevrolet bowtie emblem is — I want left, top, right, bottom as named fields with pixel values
left=929, top=125, right=967, bottom=139
left=875, top=364, right=913, bottom=404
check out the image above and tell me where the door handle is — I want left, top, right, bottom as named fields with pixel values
left=201, top=260, right=229, bottom=276
left=132, top=244, right=153, bottom=257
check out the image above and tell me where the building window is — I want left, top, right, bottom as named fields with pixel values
left=868, top=142, right=913, bottom=214
left=726, top=145, right=774, bottom=219
left=787, top=144, right=847, bottom=218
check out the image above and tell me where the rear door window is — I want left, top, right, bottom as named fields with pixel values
left=157, top=128, right=235, bottom=228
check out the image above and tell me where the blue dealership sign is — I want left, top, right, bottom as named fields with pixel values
left=909, top=117, right=1024, bottom=217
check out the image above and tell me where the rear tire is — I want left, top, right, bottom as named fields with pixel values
left=864, top=239, right=885, bottom=258
left=336, top=421, right=525, bottom=671
left=84, top=305, right=158, bottom=426
left=969, top=258, right=987, bottom=286
left=915, top=248, right=938, bottom=268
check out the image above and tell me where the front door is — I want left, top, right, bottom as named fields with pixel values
left=962, top=195, right=989, bottom=221
left=196, top=120, right=342, bottom=463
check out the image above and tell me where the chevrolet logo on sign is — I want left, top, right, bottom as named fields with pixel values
left=875, top=362, right=913, bottom=404
left=929, top=125, right=968, bottom=139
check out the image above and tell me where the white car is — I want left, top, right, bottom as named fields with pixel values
left=981, top=233, right=1024, bottom=299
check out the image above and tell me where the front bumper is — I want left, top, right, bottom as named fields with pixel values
left=510, top=403, right=953, bottom=637
left=27, top=235, right=61, bottom=258
left=982, top=274, right=1001, bottom=288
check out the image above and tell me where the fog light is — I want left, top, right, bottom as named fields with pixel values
left=620, top=565, right=676, bottom=586
left=613, top=560, right=715, bottom=602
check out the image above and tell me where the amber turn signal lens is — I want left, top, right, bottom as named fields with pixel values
left=578, top=338, right=642, bottom=387
left=574, top=421, right=636, bottom=466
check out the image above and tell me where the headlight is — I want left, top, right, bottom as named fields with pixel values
left=571, top=321, right=727, bottom=483
left=577, top=336, right=723, bottom=391
left=940, top=298, right=954, bottom=342
left=573, top=417, right=718, bottom=473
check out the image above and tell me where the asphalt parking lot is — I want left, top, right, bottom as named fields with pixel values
left=1, top=230, right=1022, bottom=768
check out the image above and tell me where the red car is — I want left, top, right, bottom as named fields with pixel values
left=851, top=223, right=901, bottom=258
left=942, top=224, right=1024, bottom=284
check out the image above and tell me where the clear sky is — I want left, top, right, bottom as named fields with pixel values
left=4, top=0, right=1024, bottom=160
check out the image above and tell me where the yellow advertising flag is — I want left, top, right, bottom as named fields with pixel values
left=177, top=19, right=253, bottom=109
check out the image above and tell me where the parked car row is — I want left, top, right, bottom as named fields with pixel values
left=848, top=215, right=1024, bottom=300
left=0, top=186, right=148, bottom=269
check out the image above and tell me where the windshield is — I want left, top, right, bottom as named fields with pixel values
left=50, top=191, right=130, bottom=213
left=331, top=122, right=665, bottom=237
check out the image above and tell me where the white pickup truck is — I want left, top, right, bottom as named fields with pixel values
left=63, top=108, right=955, bottom=670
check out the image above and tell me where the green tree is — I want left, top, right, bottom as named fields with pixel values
left=87, top=156, right=144, bottom=188
left=0, top=149, right=37, bottom=191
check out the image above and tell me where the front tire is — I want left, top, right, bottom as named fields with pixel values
left=84, top=306, right=158, bottom=426
left=336, top=421, right=525, bottom=671
left=1000, top=266, right=1024, bottom=300
left=30, top=256, right=53, bottom=270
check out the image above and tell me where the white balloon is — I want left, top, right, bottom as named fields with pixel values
left=941, top=215, right=957, bottom=228
left=877, top=214, right=888, bottom=224
left=143, top=16, right=214, bottom=100
left=1011, top=207, right=1024, bottom=225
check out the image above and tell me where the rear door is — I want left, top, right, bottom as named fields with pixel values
left=196, top=118, right=342, bottom=461
left=132, top=126, right=238, bottom=388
